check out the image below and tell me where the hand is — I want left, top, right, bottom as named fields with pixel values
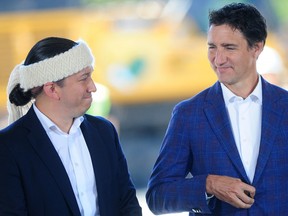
left=206, top=175, right=255, bottom=208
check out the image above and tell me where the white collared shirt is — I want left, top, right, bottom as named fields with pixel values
left=221, top=78, right=262, bottom=182
left=33, top=104, right=99, bottom=216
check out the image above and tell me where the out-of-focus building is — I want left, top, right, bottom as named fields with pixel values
left=0, top=0, right=81, bottom=12
left=1, top=0, right=286, bottom=130
left=0, top=0, right=218, bottom=129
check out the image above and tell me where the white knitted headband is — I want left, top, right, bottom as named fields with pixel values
left=7, top=39, right=94, bottom=124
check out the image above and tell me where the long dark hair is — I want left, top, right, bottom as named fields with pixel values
left=9, top=37, right=78, bottom=106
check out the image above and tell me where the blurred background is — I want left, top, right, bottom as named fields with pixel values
left=0, top=0, right=288, bottom=215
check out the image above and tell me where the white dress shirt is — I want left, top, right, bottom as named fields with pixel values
left=33, top=105, right=99, bottom=216
left=221, top=78, right=262, bottom=182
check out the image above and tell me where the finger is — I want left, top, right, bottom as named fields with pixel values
left=231, top=193, right=254, bottom=209
left=249, top=189, right=256, bottom=199
left=238, top=191, right=255, bottom=205
left=242, top=185, right=256, bottom=199
left=244, top=190, right=251, bottom=198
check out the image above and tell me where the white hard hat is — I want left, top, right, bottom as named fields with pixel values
left=257, top=46, right=284, bottom=75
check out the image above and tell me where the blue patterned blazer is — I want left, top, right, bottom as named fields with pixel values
left=146, top=77, right=288, bottom=215
left=0, top=108, right=142, bottom=216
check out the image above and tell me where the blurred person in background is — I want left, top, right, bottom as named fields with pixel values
left=0, top=37, right=141, bottom=216
left=86, top=83, right=111, bottom=118
left=257, top=45, right=286, bottom=86
left=146, top=3, right=288, bottom=215
left=86, top=82, right=120, bottom=132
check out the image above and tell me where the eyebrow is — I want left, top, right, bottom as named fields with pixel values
left=81, top=69, right=92, bottom=76
left=207, top=42, right=238, bottom=48
left=222, top=43, right=237, bottom=47
left=77, top=71, right=91, bottom=80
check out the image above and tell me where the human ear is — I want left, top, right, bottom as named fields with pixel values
left=254, top=41, right=265, bottom=59
left=43, top=82, right=60, bottom=100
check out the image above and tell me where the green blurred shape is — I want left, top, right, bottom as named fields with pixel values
left=86, top=83, right=111, bottom=118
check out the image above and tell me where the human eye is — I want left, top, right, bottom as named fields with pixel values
left=208, top=44, right=216, bottom=50
left=225, top=45, right=237, bottom=50
left=79, top=74, right=89, bottom=81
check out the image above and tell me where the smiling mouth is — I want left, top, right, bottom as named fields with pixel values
left=217, top=66, right=231, bottom=73
left=84, top=95, right=92, bottom=100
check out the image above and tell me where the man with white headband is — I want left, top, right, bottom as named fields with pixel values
left=0, top=37, right=142, bottom=216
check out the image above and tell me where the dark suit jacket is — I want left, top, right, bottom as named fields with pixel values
left=146, top=77, right=288, bottom=215
left=0, top=108, right=142, bottom=216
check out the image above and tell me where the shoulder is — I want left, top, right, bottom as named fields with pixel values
left=0, top=116, right=35, bottom=158
left=84, top=114, right=112, bottom=126
left=262, top=79, right=288, bottom=103
left=82, top=114, right=117, bottom=134
left=0, top=117, right=27, bottom=138
left=0, top=106, right=41, bottom=137
left=174, top=84, right=216, bottom=112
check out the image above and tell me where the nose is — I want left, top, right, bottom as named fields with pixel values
left=214, top=50, right=227, bottom=67
left=88, top=79, right=97, bottom=93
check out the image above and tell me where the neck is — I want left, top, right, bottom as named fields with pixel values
left=226, top=75, right=259, bottom=99
left=35, top=100, right=74, bottom=134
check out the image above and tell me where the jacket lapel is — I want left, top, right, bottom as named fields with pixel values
left=253, top=78, right=284, bottom=184
left=80, top=118, right=109, bottom=215
left=204, top=82, right=249, bottom=182
left=23, top=108, right=81, bottom=216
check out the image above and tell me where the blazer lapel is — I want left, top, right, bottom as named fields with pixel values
left=204, top=82, right=249, bottom=182
left=253, top=79, right=284, bottom=184
left=23, top=108, right=81, bottom=216
left=80, top=118, right=109, bottom=215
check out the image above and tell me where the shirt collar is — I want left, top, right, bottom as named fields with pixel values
left=33, top=104, right=84, bottom=134
left=221, top=76, right=262, bottom=106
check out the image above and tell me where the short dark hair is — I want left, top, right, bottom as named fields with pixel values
left=208, top=3, right=267, bottom=48
left=9, top=37, right=78, bottom=106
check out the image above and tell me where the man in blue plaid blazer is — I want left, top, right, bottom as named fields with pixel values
left=146, top=3, right=288, bottom=215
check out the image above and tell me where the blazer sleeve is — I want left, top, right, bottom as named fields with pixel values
left=0, top=137, right=27, bottom=215
left=146, top=103, right=213, bottom=215
left=112, top=125, right=142, bottom=216
left=84, top=115, right=142, bottom=216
